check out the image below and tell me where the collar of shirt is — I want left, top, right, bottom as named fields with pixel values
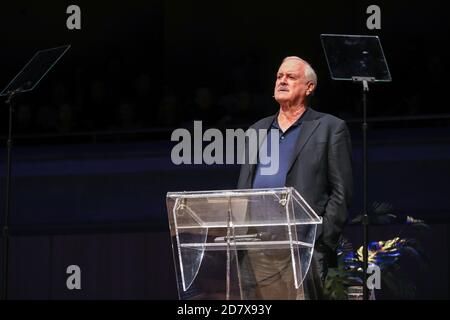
left=271, top=107, right=309, bottom=134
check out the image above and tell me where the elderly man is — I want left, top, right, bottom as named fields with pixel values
left=237, top=56, right=353, bottom=299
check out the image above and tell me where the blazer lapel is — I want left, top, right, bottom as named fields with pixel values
left=245, top=115, right=276, bottom=187
left=241, top=108, right=321, bottom=187
left=286, top=109, right=321, bottom=173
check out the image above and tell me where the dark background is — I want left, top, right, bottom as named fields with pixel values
left=0, top=0, right=449, bottom=299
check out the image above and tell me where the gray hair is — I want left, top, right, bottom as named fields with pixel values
left=282, top=56, right=317, bottom=88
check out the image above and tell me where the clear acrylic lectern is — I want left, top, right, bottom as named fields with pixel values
left=166, top=187, right=322, bottom=300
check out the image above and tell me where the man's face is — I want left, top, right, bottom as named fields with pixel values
left=274, top=59, right=313, bottom=106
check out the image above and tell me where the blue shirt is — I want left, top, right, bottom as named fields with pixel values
left=252, top=110, right=307, bottom=188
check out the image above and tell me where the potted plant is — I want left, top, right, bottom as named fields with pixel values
left=324, top=202, right=430, bottom=300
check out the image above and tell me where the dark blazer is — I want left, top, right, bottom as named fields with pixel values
left=237, top=108, right=353, bottom=251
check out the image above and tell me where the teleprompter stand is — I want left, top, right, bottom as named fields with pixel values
left=321, top=34, right=392, bottom=300
left=0, top=45, right=70, bottom=300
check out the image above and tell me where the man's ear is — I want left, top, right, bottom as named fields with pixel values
left=306, top=82, right=316, bottom=96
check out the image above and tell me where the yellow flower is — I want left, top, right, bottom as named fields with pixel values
left=356, top=237, right=405, bottom=263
